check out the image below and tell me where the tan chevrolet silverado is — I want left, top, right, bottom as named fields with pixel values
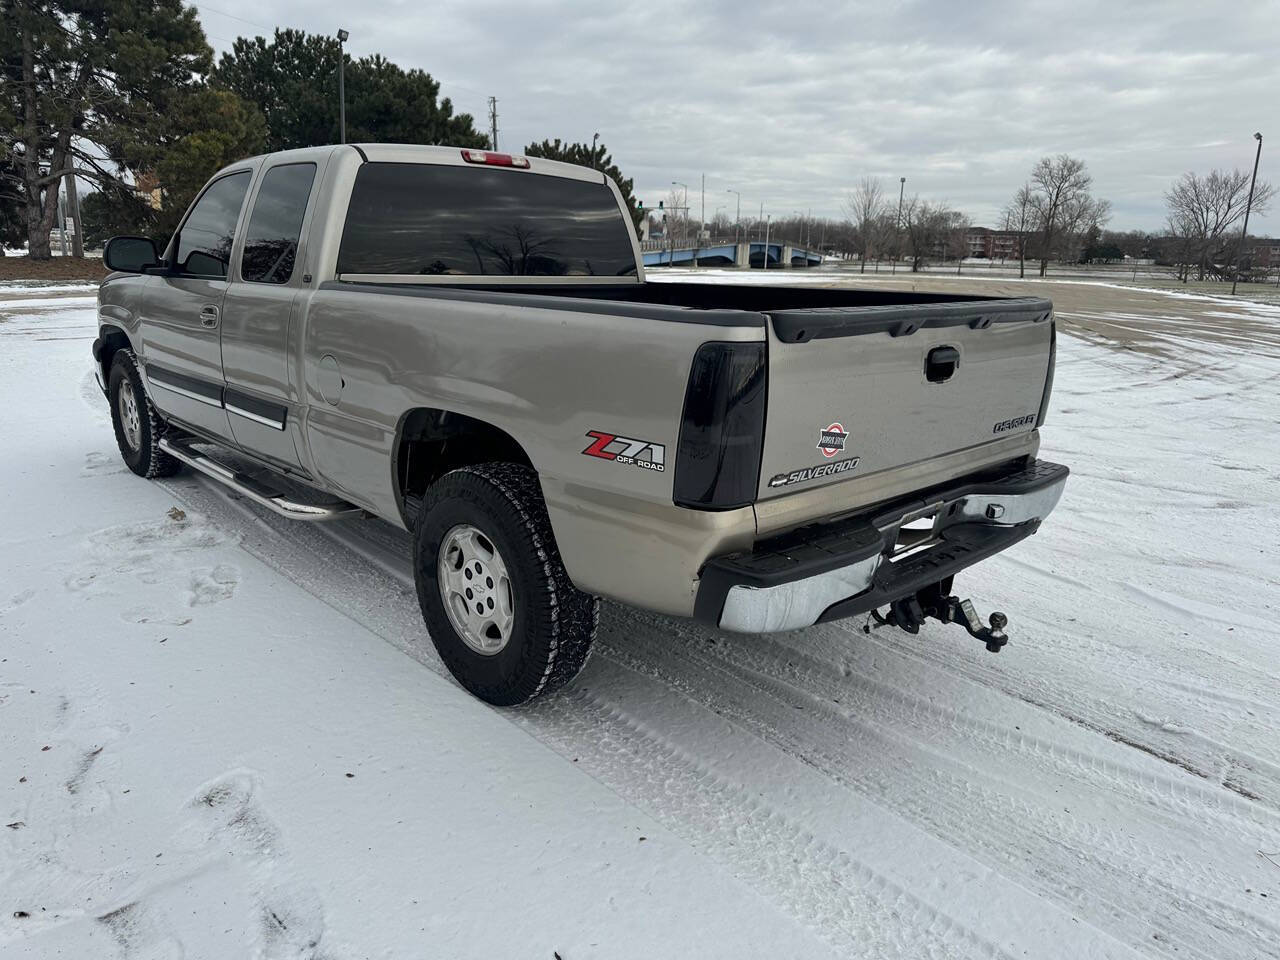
left=94, top=143, right=1067, bottom=705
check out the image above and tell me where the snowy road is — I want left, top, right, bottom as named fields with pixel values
left=2, top=281, right=1278, bottom=959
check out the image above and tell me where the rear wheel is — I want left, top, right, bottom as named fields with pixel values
left=413, top=463, right=599, bottom=705
left=108, top=350, right=181, bottom=479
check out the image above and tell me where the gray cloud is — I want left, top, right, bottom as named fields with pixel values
left=199, top=0, right=1280, bottom=233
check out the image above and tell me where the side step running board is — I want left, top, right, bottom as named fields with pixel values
left=158, top=437, right=364, bottom=522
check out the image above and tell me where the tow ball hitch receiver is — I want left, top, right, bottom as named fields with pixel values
left=865, top=580, right=1009, bottom=652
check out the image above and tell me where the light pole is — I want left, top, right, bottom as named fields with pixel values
left=337, top=29, right=349, bottom=144
left=592, top=132, right=599, bottom=169
left=700, top=173, right=706, bottom=246
left=1233, top=132, right=1264, bottom=296
left=672, top=180, right=688, bottom=263
left=763, top=214, right=771, bottom=270
left=726, top=189, right=741, bottom=243
left=894, top=176, right=905, bottom=274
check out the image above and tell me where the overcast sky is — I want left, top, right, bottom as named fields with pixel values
left=197, top=0, right=1279, bottom=234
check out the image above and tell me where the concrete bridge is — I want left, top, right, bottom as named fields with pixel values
left=640, top=237, right=824, bottom=269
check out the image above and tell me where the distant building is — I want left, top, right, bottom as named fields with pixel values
left=134, top=172, right=163, bottom=211
left=1246, top=237, right=1280, bottom=269
left=965, top=227, right=1025, bottom=259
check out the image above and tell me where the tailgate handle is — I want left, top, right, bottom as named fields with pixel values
left=925, top=346, right=959, bottom=383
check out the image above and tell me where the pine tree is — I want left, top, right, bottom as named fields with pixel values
left=0, top=0, right=212, bottom=257
left=214, top=30, right=487, bottom=152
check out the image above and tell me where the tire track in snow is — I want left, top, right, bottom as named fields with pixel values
left=600, top=615, right=1280, bottom=960
left=622, top=607, right=1280, bottom=839
left=157, top=475, right=1132, bottom=960
left=845, top=611, right=1280, bottom=808
left=534, top=685, right=1018, bottom=960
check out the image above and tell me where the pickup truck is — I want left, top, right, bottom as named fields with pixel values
left=95, top=143, right=1068, bottom=705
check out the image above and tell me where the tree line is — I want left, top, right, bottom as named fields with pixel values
left=780, top=153, right=1274, bottom=284
left=830, top=155, right=1110, bottom=277
left=3, top=1, right=1273, bottom=279
left=1, top=2, right=642, bottom=258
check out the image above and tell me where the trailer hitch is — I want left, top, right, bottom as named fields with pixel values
left=864, top=579, right=1009, bottom=652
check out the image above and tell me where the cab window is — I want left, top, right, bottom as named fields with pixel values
left=337, top=162, right=637, bottom=278
left=241, top=163, right=317, bottom=284
left=174, top=171, right=251, bottom=278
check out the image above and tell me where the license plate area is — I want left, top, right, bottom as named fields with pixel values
left=888, top=502, right=943, bottom=562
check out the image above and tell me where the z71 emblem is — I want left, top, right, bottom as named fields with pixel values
left=582, top=430, right=666, bottom=472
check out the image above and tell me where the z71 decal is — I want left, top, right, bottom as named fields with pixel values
left=582, top=430, right=666, bottom=472
left=768, top=456, right=860, bottom=488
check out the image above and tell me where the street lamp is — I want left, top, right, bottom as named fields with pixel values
left=1233, top=132, right=1264, bottom=296
left=592, top=132, right=600, bottom=170
left=672, top=179, right=688, bottom=246
left=894, top=176, right=906, bottom=274
left=337, top=29, right=349, bottom=145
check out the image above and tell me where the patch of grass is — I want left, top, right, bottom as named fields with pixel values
left=0, top=256, right=108, bottom=284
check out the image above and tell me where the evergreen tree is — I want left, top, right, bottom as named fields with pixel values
left=214, top=30, right=486, bottom=151
left=0, top=0, right=212, bottom=257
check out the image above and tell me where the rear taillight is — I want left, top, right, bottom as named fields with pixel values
left=460, top=149, right=530, bottom=168
left=673, top=342, right=767, bottom=510
left=1036, top=321, right=1056, bottom=427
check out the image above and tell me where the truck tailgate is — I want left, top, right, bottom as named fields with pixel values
left=759, top=297, right=1054, bottom=501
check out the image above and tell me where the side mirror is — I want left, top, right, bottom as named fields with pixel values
left=103, top=236, right=160, bottom=273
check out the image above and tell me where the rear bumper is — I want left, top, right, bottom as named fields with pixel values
left=694, top=459, right=1068, bottom=632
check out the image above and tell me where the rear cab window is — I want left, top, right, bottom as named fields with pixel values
left=336, top=162, right=637, bottom=279
left=241, top=163, right=317, bottom=284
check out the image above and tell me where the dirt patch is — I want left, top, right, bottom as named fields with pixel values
left=0, top=256, right=107, bottom=284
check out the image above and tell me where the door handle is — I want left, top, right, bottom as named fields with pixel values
left=925, top=345, right=959, bottom=383
left=199, top=305, right=220, bottom=328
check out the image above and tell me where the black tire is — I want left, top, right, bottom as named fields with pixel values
left=108, top=350, right=181, bottom=479
left=413, top=463, right=599, bottom=706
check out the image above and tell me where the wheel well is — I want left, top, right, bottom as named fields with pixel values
left=96, top=326, right=132, bottom=383
left=394, top=408, right=534, bottom=524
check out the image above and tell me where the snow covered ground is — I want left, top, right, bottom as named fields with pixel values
left=2, top=282, right=1278, bottom=959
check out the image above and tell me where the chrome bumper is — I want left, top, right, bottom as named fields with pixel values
left=698, top=460, right=1068, bottom=633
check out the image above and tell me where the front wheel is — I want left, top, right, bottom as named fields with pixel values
left=108, top=350, right=181, bottom=479
left=413, top=464, right=599, bottom=705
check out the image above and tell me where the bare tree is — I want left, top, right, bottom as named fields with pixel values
left=947, top=213, right=972, bottom=274
left=663, top=187, right=688, bottom=247
left=1058, top=194, right=1112, bottom=263
left=1163, top=169, right=1274, bottom=281
left=903, top=198, right=963, bottom=272
left=1028, top=155, right=1099, bottom=277
left=843, top=177, right=885, bottom=273
left=1002, top=183, right=1036, bottom=278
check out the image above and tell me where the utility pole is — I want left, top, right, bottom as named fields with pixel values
left=1233, top=132, right=1264, bottom=296
left=727, top=189, right=741, bottom=244
left=894, top=176, right=905, bottom=274
left=57, top=188, right=67, bottom=257
left=337, top=29, right=349, bottom=144
left=63, top=173, right=82, bottom=258
left=488, top=97, right=500, bottom=152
